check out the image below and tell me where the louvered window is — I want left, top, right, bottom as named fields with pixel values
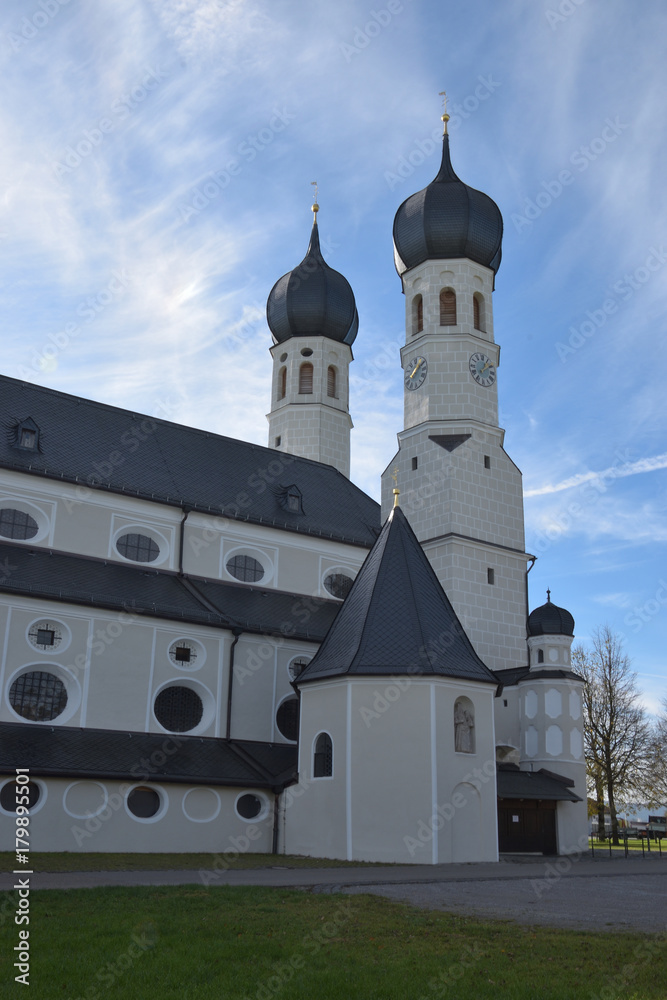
left=278, top=366, right=286, bottom=400
left=440, top=289, right=456, bottom=325
left=299, top=362, right=313, bottom=394
left=413, top=295, right=423, bottom=335
left=327, top=366, right=337, bottom=398
left=473, top=294, right=481, bottom=330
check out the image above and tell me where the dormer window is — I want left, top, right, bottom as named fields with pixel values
left=14, top=418, right=40, bottom=453
left=276, top=484, right=303, bottom=514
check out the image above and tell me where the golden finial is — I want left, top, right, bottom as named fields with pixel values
left=311, top=181, right=319, bottom=218
left=439, top=90, right=450, bottom=135
left=391, top=466, right=400, bottom=508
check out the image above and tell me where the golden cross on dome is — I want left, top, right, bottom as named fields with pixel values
left=311, top=180, right=319, bottom=217
left=439, top=90, right=450, bottom=134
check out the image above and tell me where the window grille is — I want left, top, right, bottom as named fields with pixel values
left=0, top=508, right=39, bottom=540
left=226, top=554, right=264, bottom=582
left=288, top=658, right=310, bottom=681
left=440, top=289, right=456, bottom=325
left=117, top=533, right=160, bottom=563
left=276, top=697, right=299, bottom=741
left=154, top=685, right=203, bottom=732
left=9, top=671, right=67, bottom=721
left=314, top=733, right=333, bottom=777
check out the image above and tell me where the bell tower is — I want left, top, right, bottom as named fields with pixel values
left=266, top=197, right=357, bottom=478
left=381, top=108, right=532, bottom=672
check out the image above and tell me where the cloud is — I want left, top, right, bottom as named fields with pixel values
left=524, top=453, right=667, bottom=499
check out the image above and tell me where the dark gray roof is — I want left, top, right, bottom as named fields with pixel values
left=0, top=543, right=340, bottom=641
left=0, top=375, right=379, bottom=547
left=297, top=505, right=497, bottom=684
left=393, top=134, right=503, bottom=278
left=528, top=593, right=575, bottom=637
left=495, top=666, right=585, bottom=688
left=266, top=217, right=359, bottom=346
left=497, top=764, right=582, bottom=802
left=0, top=721, right=297, bottom=789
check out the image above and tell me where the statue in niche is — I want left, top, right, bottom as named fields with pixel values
left=454, top=700, right=474, bottom=753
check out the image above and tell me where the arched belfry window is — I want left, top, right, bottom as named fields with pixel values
left=473, top=293, right=485, bottom=332
left=454, top=697, right=475, bottom=753
left=314, top=732, right=333, bottom=777
left=278, top=366, right=287, bottom=400
left=413, top=295, right=423, bottom=335
left=298, top=362, right=313, bottom=394
left=537, top=648, right=544, bottom=664
left=327, top=366, right=337, bottom=399
left=440, top=289, right=456, bottom=326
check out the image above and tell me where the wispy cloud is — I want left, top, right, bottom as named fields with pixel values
left=525, top=453, right=667, bottom=498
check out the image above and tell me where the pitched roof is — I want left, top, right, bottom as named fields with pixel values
left=497, top=764, right=582, bottom=802
left=0, top=721, right=297, bottom=790
left=0, top=375, right=379, bottom=547
left=495, top=666, right=585, bottom=688
left=0, top=542, right=339, bottom=641
left=297, top=504, right=497, bottom=684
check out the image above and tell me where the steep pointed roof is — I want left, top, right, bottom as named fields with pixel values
left=296, top=505, right=497, bottom=685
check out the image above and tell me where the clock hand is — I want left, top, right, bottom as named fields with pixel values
left=410, top=359, right=423, bottom=378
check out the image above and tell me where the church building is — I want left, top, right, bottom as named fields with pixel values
left=0, top=112, right=587, bottom=861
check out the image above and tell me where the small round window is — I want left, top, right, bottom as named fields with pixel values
left=0, top=508, right=39, bottom=540
left=288, top=657, right=310, bottom=682
left=9, top=671, right=67, bottom=721
left=116, top=532, right=160, bottom=563
left=127, top=786, right=161, bottom=819
left=0, top=780, right=40, bottom=813
left=154, top=685, right=203, bottom=732
left=226, top=554, right=264, bottom=583
left=324, top=572, right=353, bottom=600
left=276, top=696, right=299, bottom=741
left=236, top=793, right=263, bottom=820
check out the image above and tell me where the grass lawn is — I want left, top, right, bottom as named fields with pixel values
left=0, top=885, right=665, bottom=999
left=0, top=852, right=386, bottom=873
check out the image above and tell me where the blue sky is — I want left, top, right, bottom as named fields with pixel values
left=1, top=0, right=665, bottom=714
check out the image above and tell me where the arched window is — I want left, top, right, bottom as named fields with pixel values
left=473, top=293, right=484, bottom=332
left=278, top=366, right=286, bottom=400
left=413, top=295, right=423, bottom=335
left=327, top=366, right=337, bottom=398
left=299, top=362, right=313, bottom=394
left=454, top=697, right=475, bottom=753
left=440, top=289, right=456, bottom=326
left=314, top=733, right=333, bottom=777
left=537, top=648, right=544, bottom=664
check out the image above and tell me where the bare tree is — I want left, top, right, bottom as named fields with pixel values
left=645, top=701, right=667, bottom=809
left=574, top=626, right=651, bottom=844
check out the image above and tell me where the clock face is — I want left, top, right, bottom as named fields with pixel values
left=469, top=352, right=496, bottom=387
left=404, top=356, right=428, bottom=391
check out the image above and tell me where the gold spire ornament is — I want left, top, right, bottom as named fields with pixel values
left=391, top=466, right=400, bottom=508
left=311, top=180, right=319, bottom=218
left=439, top=90, right=450, bottom=135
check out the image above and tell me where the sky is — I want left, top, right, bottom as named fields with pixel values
left=0, top=0, right=665, bottom=716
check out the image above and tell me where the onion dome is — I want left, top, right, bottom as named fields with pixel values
left=393, top=133, right=503, bottom=278
left=528, top=590, right=575, bottom=637
left=266, top=208, right=358, bottom=346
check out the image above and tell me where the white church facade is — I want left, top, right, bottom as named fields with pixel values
left=0, top=118, right=587, bottom=861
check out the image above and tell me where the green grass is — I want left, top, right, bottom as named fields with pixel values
left=0, top=852, right=388, bottom=873
left=0, top=886, right=665, bottom=999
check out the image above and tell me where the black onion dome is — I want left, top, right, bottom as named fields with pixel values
left=393, top=134, right=503, bottom=277
left=267, top=217, right=358, bottom=346
left=528, top=593, right=575, bottom=637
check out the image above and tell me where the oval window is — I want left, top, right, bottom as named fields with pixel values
left=236, top=793, right=263, bottom=820
left=154, top=686, right=203, bottom=732
left=276, top=697, right=299, bottom=741
left=0, top=780, right=40, bottom=813
left=0, top=508, right=39, bottom=540
left=116, top=532, right=160, bottom=563
left=324, top=572, right=353, bottom=599
left=226, top=554, right=264, bottom=583
left=127, top=786, right=161, bottom=818
left=9, top=671, right=67, bottom=721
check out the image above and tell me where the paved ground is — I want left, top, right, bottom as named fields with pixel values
left=2, top=855, right=665, bottom=933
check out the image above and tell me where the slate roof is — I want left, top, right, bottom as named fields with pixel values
left=0, top=543, right=340, bottom=641
left=528, top=594, right=575, bottom=636
left=497, top=764, right=582, bottom=802
left=495, top=666, right=585, bottom=688
left=0, top=722, right=298, bottom=790
left=0, top=375, right=379, bottom=547
left=297, top=504, right=497, bottom=684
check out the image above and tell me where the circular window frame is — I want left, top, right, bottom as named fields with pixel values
left=224, top=546, right=273, bottom=586
left=275, top=694, right=299, bottom=743
left=287, top=655, right=311, bottom=683
left=182, top=787, right=222, bottom=824
left=62, top=780, right=109, bottom=820
left=112, top=524, right=169, bottom=567
left=151, top=678, right=215, bottom=736
left=322, top=567, right=355, bottom=600
left=0, top=499, right=50, bottom=544
left=6, top=663, right=82, bottom=725
left=234, top=791, right=269, bottom=822
left=25, top=617, right=71, bottom=655
left=167, top=637, right=206, bottom=672
left=0, top=777, right=47, bottom=817
left=124, top=783, right=168, bottom=824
